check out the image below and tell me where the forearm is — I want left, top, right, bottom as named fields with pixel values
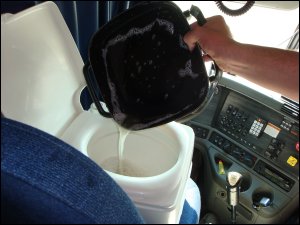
left=224, top=41, right=299, bottom=101
left=183, top=16, right=299, bottom=101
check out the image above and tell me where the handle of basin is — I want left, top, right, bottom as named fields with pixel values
left=83, top=63, right=112, bottom=118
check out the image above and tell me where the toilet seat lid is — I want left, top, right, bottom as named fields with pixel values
left=1, top=2, right=85, bottom=137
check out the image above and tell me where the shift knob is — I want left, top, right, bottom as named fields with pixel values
left=227, top=171, right=243, bottom=187
left=226, top=172, right=243, bottom=224
left=226, top=171, right=243, bottom=206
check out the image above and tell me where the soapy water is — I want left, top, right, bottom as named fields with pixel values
left=104, top=19, right=174, bottom=48
left=101, top=156, right=148, bottom=177
left=117, top=124, right=130, bottom=174
left=99, top=123, right=149, bottom=177
left=99, top=122, right=176, bottom=176
left=178, top=60, right=199, bottom=79
left=100, top=17, right=208, bottom=130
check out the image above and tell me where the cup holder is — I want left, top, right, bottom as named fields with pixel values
left=252, top=188, right=274, bottom=210
left=240, top=173, right=252, bottom=192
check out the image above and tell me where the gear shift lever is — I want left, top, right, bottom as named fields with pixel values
left=226, top=171, right=243, bottom=224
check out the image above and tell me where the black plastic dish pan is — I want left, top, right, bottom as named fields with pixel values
left=83, top=1, right=220, bottom=130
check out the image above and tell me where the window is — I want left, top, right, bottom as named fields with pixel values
left=173, top=1, right=299, bottom=99
left=173, top=1, right=299, bottom=50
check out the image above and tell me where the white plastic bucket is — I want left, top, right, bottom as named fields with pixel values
left=61, top=110, right=195, bottom=223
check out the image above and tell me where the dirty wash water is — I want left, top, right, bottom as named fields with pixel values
left=100, top=123, right=147, bottom=177
left=117, top=124, right=130, bottom=175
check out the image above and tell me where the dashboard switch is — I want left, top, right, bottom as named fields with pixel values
left=287, top=156, right=298, bottom=167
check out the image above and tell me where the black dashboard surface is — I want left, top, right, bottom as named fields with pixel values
left=185, top=81, right=299, bottom=224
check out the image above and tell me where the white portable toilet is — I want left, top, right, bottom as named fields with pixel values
left=1, top=2, right=196, bottom=223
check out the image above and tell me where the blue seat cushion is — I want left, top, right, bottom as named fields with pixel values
left=1, top=118, right=144, bottom=224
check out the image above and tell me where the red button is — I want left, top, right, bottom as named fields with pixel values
left=296, top=142, right=299, bottom=152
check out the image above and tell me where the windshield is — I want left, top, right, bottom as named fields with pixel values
left=173, top=1, right=299, bottom=50
left=173, top=1, right=299, bottom=99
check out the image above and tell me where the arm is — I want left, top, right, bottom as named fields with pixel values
left=184, top=16, right=299, bottom=102
left=226, top=42, right=299, bottom=101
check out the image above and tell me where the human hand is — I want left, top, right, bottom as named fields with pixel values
left=183, top=15, right=235, bottom=72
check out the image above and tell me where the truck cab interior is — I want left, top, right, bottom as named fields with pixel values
left=1, top=1, right=299, bottom=224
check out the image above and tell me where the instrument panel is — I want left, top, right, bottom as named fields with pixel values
left=187, top=84, right=299, bottom=193
left=214, top=91, right=299, bottom=179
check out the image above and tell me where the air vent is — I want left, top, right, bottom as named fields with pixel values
left=280, top=96, right=299, bottom=120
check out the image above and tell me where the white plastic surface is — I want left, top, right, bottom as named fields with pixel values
left=61, top=110, right=195, bottom=224
left=1, top=1, right=86, bottom=137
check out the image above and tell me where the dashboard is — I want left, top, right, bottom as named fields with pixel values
left=185, top=73, right=299, bottom=224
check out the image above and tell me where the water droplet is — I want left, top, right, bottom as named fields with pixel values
left=157, top=41, right=161, bottom=46
left=164, top=93, right=169, bottom=99
left=152, top=34, right=156, bottom=40
left=137, top=66, right=141, bottom=74
left=178, top=59, right=199, bottom=79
